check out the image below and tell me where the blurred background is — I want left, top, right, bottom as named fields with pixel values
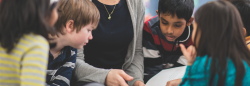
left=144, top=0, right=215, bottom=21
left=0, top=0, right=214, bottom=21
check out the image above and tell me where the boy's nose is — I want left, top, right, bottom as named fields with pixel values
left=89, top=34, right=93, bottom=40
left=167, top=26, right=174, bottom=34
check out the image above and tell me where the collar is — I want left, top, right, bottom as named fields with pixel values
left=48, top=46, right=71, bottom=64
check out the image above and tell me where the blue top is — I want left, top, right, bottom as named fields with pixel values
left=84, top=0, right=134, bottom=69
left=46, top=46, right=77, bottom=86
left=180, top=55, right=250, bottom=86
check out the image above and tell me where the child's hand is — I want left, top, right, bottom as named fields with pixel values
left=166, top=79, right=182, bottom=86
left=179, top=44, right=196, bottom=65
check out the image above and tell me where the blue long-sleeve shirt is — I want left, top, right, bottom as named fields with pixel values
left=46, top=46, right=77, bottom=86
left=180, top=55, right=250, bottom=86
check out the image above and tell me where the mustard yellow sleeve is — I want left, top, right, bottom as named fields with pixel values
left=20, top=38, right=49, bottom=86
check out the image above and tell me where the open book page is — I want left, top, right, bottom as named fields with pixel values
left=145, top=66, right=187, bottom=86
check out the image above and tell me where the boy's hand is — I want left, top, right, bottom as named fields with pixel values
left=106, top=69, right=133, bottom=86
left=179, top=44, right=196, bottom=65
left=166, top=79, right=182, bottom=86
left=133, top=80, right=145, bottom=86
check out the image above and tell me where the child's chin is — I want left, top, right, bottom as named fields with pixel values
left=166, top=39, right=175, bottom=42
left=74, top=45, right=84, bottom=49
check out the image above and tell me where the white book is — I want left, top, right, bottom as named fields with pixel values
left=145, top=66, right=187, bottom=86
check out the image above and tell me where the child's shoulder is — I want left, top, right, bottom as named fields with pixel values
left=193, top=55, right=211, bottom=67
left=143, top=16, right=160, bottom=34
left=145, top=16, right=159, bottom=25
left=20, top=33, right=49, bottom=50
left=22, top=33, right=48, bottom=44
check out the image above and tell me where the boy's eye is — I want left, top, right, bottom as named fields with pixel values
left=162, top=22, right=168, bottom=25
left=175, top=25, right=182, bottom=27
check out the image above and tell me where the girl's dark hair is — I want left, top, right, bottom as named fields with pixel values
left=194, top=1, right=250, bottom=86
left=0, top=0, right=56, bottom=53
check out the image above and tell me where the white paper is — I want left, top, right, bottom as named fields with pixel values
left=145, top=66, right=187, bottom=86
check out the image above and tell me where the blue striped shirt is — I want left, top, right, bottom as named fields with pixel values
left=46, top=46, right=77, bottom=86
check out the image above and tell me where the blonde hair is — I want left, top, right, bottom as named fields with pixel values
left=55, top=0, right=100, bottom=34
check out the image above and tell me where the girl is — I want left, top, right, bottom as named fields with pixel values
left=179, top=1, right=250, bottom=86
left=0, top=0, right=58, bottom=86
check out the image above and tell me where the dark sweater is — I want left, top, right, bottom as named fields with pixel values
left=84, top=0, right=133, bottom=69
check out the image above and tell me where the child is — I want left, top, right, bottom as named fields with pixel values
left=230, top=1, right=250, bottom=49
left=0, top=0, right=57, bottom=86
left=179, top=1, right=250, bottom=85
left=143, top=0, right=194, bottom=82
left=45, top=0, right=100, bottom=86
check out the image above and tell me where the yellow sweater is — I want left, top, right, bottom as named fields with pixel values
left=0, top=33, right=49, bottom=86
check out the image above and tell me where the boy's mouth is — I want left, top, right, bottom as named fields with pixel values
left=84, top=42, right=88, bottom=45
left=166, top=35, right=175, bottom=40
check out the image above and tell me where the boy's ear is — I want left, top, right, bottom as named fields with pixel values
left=65, top=20, right=74, bottom=33
left=156, top=10, right=159, bottom=17
left=156, top=10, right=161, bottom=20
left=187, top=17, right=194, bottom=26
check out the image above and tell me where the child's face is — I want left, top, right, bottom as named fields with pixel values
left=70, top=24, right=94, bottom=49
left=158, top=13, right=189, bottom=42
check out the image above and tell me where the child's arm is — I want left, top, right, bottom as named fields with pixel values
left=47, top=49, right=76, bottom=86
left=20, top=39, right=49, bottom=86
left=179, top=65, right=192, bottom=86
left=179, top=56, right=208, bottom=86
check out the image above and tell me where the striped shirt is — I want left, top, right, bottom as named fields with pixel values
left=0, top=33, right=49, bottom=86
left=46, top=46, right=76, bottom=86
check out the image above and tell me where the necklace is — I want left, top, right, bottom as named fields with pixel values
left=103, top=4, right=116, bottom=20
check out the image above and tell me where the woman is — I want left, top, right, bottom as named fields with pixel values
left=72, top=0, right=145, bottom=86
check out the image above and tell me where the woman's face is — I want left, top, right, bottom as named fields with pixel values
left=48, top=8, right=58, bottom=26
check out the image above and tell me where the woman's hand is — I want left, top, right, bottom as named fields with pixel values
left=179, top=44, right=197, bottom=65
left=166, top=79, right=182, bottom=86
left=106, top=69, right=133, bottom=86
left=133, top=80, right=145, bottom=86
